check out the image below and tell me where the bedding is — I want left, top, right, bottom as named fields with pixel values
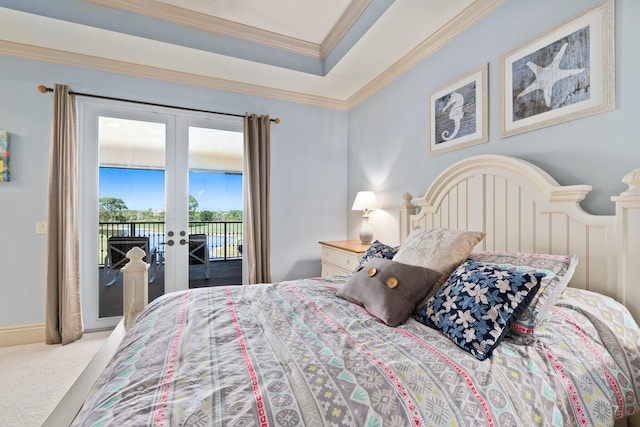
left=72, top=276, right=640, bottom=427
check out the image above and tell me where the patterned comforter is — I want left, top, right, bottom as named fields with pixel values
left=73, top=277, right=640, bottom=427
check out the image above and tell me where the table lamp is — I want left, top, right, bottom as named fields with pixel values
left=352, top=191, right=377, bottom=244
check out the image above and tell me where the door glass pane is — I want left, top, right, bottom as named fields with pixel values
left=97, top=117, right=166, bottom=318
left=187, top=126, right=243, bottom=288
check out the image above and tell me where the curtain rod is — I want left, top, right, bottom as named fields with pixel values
left=37, top=85, right=280, bottom=124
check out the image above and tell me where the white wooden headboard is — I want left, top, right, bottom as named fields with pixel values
left=399, top=155, right=640, bottom=323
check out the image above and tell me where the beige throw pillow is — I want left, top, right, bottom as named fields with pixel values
left=393, top=227, right=486, bottom=308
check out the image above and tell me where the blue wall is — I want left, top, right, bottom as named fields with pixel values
left=347, top=0, right=640, bottom=244
left=0, top=58, right=348, bottom=327
left=1, top=0, right=638, bottom=329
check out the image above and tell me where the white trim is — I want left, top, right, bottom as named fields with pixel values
left=0, top=40, right=348, bottom=110
left=321, top=0, right=372, bottom=59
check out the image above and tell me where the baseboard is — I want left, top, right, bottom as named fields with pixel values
left=0, top=323, right=45, bottom=347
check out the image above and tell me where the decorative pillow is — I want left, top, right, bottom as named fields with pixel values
left=356, top=240, right=399, bottom=270
left=338, top=258, right=442, bottom=327
left=393, top=228, right=486, bottom=308
left=468, top=251, right=578, bottom=341
left=415, top=260, right=544, bottom=360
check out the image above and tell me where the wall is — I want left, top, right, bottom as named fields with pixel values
left=0, top=57, right=348, bottom=328
left=348, top=0, right=640, bottom=245
left=2, top=0, right=637, bottom=331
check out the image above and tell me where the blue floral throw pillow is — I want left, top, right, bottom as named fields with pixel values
left=356, top=240, right=399, bottom=270
left=415, top=260, right=544, bottom=360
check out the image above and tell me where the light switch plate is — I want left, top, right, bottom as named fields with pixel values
left=36, top=221, right=48, bottom=234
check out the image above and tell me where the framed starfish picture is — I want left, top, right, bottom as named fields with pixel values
left=500, top=0, right=614, bottom=138
left=428, top=63, right=488, bottom=156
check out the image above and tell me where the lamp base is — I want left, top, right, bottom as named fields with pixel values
left=359, top=214, right=373, bottom=245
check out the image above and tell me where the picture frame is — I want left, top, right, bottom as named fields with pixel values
left=428, top=63, right=488, bottom=156
left=500, top=0, right=614, bottom=138
left=0, top=131, right=8, bottom=182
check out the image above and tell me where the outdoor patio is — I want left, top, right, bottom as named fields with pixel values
left=98, top=259, right=242, bottom=318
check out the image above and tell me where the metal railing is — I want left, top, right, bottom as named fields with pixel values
left=98, top=221, right=242, bottom=266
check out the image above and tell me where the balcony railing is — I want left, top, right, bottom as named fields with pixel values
left=98, top=221, right=242, bottom=266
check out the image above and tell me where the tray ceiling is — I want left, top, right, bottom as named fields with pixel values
left=0, top=0, right=506, bottom=108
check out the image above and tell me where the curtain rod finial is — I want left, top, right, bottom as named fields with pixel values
left=37, top=85, right=51, bottom=94
left=274, top=118, right=281, bottom=124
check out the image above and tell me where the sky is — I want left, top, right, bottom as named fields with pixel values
left=99, top=167, right=242, bottom=212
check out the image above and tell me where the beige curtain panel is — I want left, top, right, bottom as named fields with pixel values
left=243, top=114, right=272, bottom=284
left=45, top=84, right=83, bottom=345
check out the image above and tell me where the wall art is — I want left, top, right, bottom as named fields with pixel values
left=500, top=0, right=614, bottom=138
left=428, top=63, right=488, bottom=156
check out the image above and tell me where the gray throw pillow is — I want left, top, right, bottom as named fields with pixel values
left=338, top=258, right=442, bottom=327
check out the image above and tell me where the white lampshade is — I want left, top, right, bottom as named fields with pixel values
left=351, top=191, right=377, bottom=212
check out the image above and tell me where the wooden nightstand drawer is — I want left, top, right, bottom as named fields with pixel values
left=322, top=246, right=358, bottom=272
left=319, top=240, right=370, bottom=276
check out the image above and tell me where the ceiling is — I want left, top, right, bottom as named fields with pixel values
left=0, top=0, right=506, bottom=109
left=155, top=0, right=357, bottom=45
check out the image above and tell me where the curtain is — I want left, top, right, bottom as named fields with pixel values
left=45, top=84, right=83, bottom=345
left=243, top=114, right=272, bottom=284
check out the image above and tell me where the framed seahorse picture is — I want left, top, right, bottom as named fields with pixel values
left=428, top=63, right=488, bottom=156
left=500, top=0, right=614, bottom=138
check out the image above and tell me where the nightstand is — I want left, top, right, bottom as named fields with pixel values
left=319, top=240, right=370, bottom=276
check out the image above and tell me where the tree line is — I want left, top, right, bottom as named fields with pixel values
left=99, top=195, right=242, bottom=222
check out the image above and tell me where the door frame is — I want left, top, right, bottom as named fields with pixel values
left=79, top=100, right=177, bottom=330
left=79, top=99, right=245, bottom=331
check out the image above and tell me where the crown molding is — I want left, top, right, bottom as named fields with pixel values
left=0, top=0, right=507, bottom=112
left=85, top=0, right=320, bottom=57
left=320, top=0, right=371, bottom=59
left=0, top=40, right=348, bottom=110
left=346, top=0, right=508, bottom=109
left=85, top=0, right=327, bottom=58
left=86, top=0, right=371, bottom=60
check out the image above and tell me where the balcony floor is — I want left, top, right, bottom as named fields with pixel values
left=99, top=259, right=242, bottom=318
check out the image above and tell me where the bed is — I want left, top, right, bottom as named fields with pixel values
left=56, top=155, right=640, bottom=426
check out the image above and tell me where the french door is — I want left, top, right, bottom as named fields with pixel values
left=79, top=101, right=243, bottom=330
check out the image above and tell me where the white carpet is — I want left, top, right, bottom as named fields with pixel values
left=0, top=330, right=111, bottom=427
